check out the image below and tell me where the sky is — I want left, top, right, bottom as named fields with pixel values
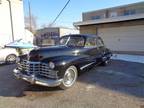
left=23, top=0, right=144, bottom=28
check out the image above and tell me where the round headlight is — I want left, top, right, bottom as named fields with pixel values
left=16, top=57, right=20, bottom=63
left=49, top=62, right=55, bottom=69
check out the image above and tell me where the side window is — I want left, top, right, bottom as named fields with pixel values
left=85, top=37, right=96, bottom=47
left=96, top=38, right=104, bottom=47
left=68, top=36, right=85, bottom=47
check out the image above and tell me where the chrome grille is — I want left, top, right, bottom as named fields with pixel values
left=18, top=60, right=58, bottom=79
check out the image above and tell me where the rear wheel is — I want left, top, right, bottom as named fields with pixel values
left=6, top=54, right=17, bottom=64
left=101, top=60, right=109, bottom=66
left=59, top=66, right=78, bottom=90
left=100, top=56, right=110, bottom=66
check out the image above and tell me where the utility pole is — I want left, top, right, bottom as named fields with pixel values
left=28, top=0, right=32, bottom=32
left=7, top=0, right=14, bottom=42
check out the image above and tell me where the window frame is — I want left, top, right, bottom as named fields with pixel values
left=96, top=37, right=105, bottom=48
left=67, top=36, right=85, bottom=47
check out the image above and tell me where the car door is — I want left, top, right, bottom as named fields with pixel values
left=96, top=37, right=108, bottom=62
left=83, top=37, right=101, bottom=65
left=96, top=37, right=106, bottom=55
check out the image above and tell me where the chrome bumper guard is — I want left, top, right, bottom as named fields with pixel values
left=13, top=69, right=63, bottom=87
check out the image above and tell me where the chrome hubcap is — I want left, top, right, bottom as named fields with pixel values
left=63, top=68, right=76, bottom=86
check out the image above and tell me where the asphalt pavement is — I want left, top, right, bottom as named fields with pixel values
left=0, top=60, right=144, bottom=108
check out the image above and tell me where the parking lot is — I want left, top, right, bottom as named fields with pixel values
left=0, top=60, right=144, bottom=108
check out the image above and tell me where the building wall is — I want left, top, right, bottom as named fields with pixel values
left=11, top=0, right=25, bottom=41
left=79, top=19, right=144, bottom=34
left=79, top=19, right=144, bottom=53
left=0, top=0, right=12, bottom=45
left=36, top=27, right=79, bottom=46
left=59, top=28, right=79, bottom=37
left=0, top=0, right=25, bottom=46
left=75, top=2, right=144, bottom=54
left=36, top=28, right=59, bottom=46
left=83, top=10, right=106, bottom=21
left=80, top=25, right=97, bottom=35
left=82, top=2, right=144, bottom=21
left=36, top=28, right=59, bottom=37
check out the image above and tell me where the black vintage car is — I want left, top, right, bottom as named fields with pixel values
left=13, top=34, right=112, bottom=89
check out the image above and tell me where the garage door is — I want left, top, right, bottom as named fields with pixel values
left=98, top=25, right=144, bottom=52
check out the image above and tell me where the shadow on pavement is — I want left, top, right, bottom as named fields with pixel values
left=0, top=64, right=62, bottom=97
left=78, top=60, right=144, bottom=98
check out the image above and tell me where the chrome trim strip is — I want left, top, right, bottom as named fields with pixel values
left=80, top=62, right=95, bottom=70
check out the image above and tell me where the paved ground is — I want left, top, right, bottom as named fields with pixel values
left=0, top=60, right=144, bottom=108
left=112, top=54, right=144, bottom=64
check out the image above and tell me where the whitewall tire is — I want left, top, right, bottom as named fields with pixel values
left=60, top=66, right=78, bottom=89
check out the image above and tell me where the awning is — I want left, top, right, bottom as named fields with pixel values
left=5, top=39, right=37, bottom=49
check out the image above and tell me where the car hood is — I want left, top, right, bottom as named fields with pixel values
left=29, top=45, right=74, bottom=61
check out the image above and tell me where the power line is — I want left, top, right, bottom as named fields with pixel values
left=51, top=0, right=71, bottom=26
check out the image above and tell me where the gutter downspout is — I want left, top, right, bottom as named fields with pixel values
left=7, top=0, right=14, bottom=42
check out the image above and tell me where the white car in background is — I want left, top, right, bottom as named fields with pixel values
left=0, top=39, right=37, bottom=64
left=0, top=46, right=18, bottom=64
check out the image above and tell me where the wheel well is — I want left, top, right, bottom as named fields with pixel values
left=65, top=64, right=79, bottom=74
left=73, top=65, right=80, bottom=76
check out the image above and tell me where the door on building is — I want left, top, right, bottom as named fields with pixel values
left=98, top=25, right=144, bottom=52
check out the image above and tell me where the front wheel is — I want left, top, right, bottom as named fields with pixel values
left=59, top=66, right=78, bottom=90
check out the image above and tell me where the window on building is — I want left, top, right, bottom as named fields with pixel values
left=42, top=39, right=55, bottom=46
left=110, top=12, right=118, bottom=17
left=91, top=15, right=101, bottom=20
left=124, top=10, right=136, bottom=16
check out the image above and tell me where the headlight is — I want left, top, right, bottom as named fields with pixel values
left=49, top=62, right=55, bottom=69
left=16, top=57, right=20, bottom=63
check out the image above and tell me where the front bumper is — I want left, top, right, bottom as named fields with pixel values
left=13, top=69, right=63, bottom=87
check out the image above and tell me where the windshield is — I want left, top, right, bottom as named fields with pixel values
left=59, top=36, right=85, bottom=47
left=59, top=36, right=69, bottom=45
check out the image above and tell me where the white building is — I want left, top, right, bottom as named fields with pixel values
left=0, top=0, right=29, bottom=46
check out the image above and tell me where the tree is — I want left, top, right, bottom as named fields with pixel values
left=40, top=22, right=56, bottom=29
left=25, top=15, right=37, bottom=34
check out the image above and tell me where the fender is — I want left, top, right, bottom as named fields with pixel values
left=41, top=55, right=91, bottom=78
left=41, top=55, right=87, bottom=68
